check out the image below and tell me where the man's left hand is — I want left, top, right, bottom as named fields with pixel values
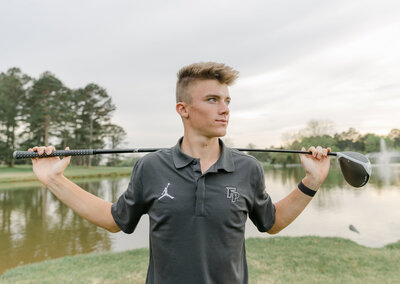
left=300, top=146, right=331, bottom=191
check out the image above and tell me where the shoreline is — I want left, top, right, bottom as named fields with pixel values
left=0, top=165, right=132, bottom=190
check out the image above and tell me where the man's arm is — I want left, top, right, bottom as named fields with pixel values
left=268, top=146, right=331, bottom=234
left=29, top=146, right=120, bottom=233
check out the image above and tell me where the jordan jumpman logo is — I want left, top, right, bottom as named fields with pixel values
left=158, top=183, right=175, bottom=200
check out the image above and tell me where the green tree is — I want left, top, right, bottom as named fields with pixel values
left=71, top=84, right=116, bottom=166
left=0, top=68, right=31, bottom=166
left=245, top=143, right=271, bottom=163
left=362, top=133, right=381, bottom=153
left=246, top=143, right=297, bottom=166
left=297, top=135, right=338, bottom=151
left=333, top=128, right=364, bottom=152
left=54, top=88, right=76, bottom=150
left=388, top=129, right=400, bottom=150
left=104, top=123, right=127, bottom=166
left=338, top=127, right=361, bottom=142
left=22, top=72, right=67, bottom=148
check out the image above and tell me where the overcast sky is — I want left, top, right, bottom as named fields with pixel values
left=1, top=0, right=399, bottom=148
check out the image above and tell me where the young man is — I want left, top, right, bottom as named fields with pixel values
left=29, top=62, right=331, bottom=284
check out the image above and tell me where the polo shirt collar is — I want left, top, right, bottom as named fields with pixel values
left=172, top=137, right=235, bottom=172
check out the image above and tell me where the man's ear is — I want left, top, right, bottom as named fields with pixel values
left=176, top=102, right=189, bottom=119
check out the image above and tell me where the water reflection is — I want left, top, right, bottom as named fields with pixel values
left=0, top=178, right=126, bottom=274
left=1, top=163, right=400, bottom=274
left=252, top=164, right=400, bottom=249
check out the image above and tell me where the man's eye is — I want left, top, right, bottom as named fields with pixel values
left=208, top=98, right=217, bottom=102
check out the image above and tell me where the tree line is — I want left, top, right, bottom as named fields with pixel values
left=2, top=68, right=398, bottom=168
left=0, top=67, right=126, bottom=167
left=248, top=120, right=400, bottom=166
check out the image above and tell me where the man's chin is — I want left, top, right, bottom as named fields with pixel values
left=200, top=127, right=228, bottom=138
left=215, top=130, right=227, bottom=138
left=203, top=131, right=227, bottom=138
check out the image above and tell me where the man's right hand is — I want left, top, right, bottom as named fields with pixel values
left=28, top=146, right=71, bottom=186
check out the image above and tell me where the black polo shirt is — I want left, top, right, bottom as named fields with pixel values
left=111, top=138, right=275, bottom=284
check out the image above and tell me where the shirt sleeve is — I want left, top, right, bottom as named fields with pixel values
left=249, top=162, right=276, bottom=232
left=111, top=159, right=146, bottom=234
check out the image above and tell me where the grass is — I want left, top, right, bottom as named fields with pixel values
left=246, top=237, right=400, bottom=283
left=1, top=236, right=399, bottom=283
left=0, top=164, right=132, bottom=190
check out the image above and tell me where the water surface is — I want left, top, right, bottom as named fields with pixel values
left=1, top=163, right=399, bottom=274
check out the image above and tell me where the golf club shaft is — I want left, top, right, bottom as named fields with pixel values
left=13, top=148, right=337, bottom=160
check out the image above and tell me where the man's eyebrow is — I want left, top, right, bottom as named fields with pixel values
left=205, top=94, right=231, bottom=100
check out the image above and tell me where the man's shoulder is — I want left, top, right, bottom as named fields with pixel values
left=137, top=147, right=172, bottom=164
left=228, top=148, right=263, bottom=169
left=129, top=148, right=173, bottom=180
left=229, top=148, right=259, bottom=161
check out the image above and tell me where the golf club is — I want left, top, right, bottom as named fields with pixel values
left=13, top=148, right=371, bottom=188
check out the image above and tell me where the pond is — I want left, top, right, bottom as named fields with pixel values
left=1, top=162, right=399, bottom=274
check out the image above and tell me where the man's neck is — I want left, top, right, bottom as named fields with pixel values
left=180, top=135, right=221, bottom=173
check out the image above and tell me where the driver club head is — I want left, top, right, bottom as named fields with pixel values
left=337, top=152, right=372, bottom=187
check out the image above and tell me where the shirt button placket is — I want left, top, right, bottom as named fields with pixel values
left=195, top=175, right=206, bottom=217
left=190, top=159, right=206, bottom=217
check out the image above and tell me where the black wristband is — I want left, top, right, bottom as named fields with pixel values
left=298, top=181, right=317, bottom=197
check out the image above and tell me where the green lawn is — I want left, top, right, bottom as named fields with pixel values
left=1, top=236, right=399, bottom=283
left=0, top=165, right=132, bottom=189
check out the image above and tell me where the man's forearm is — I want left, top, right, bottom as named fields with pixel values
left=267, top=145, right=330, bottom=234
left=268, top=178, right=317, bottom=234
left=47, top=175, right=120, bottom=233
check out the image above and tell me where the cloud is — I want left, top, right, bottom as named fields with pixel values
left=1, top=0, right=399, bottom=148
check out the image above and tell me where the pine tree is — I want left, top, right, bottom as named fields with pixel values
left=0, top=68, right=31, bottom=166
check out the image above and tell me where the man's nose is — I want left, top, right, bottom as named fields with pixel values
left=219, top=101, right=230, bottom=114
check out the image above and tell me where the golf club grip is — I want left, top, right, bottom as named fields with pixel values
left=13, top=149, right=94, bottom=160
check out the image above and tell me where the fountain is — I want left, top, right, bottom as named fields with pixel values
left=367, top=138, right=400, bottom=185
left=376, top=139, right=400, bottom=163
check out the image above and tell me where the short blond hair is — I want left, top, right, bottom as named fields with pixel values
left=176, top=62, right=239, bottom=103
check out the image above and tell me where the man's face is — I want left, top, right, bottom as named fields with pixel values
left=184, top=79, right=231, bottom=138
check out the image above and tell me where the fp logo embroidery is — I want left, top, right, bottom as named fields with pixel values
left=158, top=183, right=175, bottom=200
left=226, top=187, right=240, bottom=203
